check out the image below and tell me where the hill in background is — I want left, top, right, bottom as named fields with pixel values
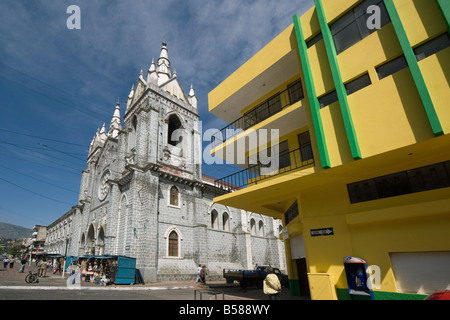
left=0, top=222, right=33, bottom=240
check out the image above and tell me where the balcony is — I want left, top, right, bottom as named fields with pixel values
left=214, top=147, right=314, bottom=193
left=211, top=81, right=304, bottom=149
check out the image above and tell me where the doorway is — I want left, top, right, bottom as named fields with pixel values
left=295, top=258, right=311, bottom=298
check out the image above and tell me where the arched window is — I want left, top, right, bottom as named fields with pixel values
left=211, top=210, right=218, bottom=229
left=223, top=212, right=229, bottom=231
left=168, top=231, right=178, bottom=257
left=258, top=221, right=264, bottom=236
left=250, top=219, right=256, bottom=235
left=169, top=186, right=179, bottom=206
left=167, top=114, right=182, bottom=147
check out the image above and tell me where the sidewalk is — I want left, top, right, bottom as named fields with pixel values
left=0, top=261, right=305, bottom=300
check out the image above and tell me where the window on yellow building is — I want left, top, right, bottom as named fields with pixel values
left=298, top=131, right=313, bottom=162
left=288, top=79, right=304, bottom=104
left=306, top=32, right=323, bottom=48
left=318, top=90, right=338, bottom=108
left=376, top=55, right=408, bottom=80
left=330, top=0, right=390, bottom=54
left=345, top=73, right=372, bottom=95
left=278, top=141, right=291, bottom=169
left=414, top=32, right=450, bottom=62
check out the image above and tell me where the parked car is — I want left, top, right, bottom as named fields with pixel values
left=223, top=265, right=289, bottom=289
left=425, top=290, right=450, bottom=300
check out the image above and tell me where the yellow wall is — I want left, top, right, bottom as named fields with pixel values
left=420, top=48, right=450, bottom=134
left=297, top=178, right=450, bottom=293
left=209, top=0, right=450, bottom=299
left=208, top=25, right=297, bottom=113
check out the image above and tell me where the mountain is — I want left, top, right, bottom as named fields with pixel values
left=0, top=222, right=33, bottom=240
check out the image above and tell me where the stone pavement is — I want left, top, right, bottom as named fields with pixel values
left=0, top=260, right=305, bottom=300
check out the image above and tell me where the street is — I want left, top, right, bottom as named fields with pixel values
left=0, top=260, right=303, bottom=301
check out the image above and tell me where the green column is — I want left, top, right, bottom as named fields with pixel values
left=436, top=0, right=450, bottom=32
left=384, top=0, right=444, bottom=137
left=293, top=14, right=331, bottom=169
left=314, top=0, right=362, bottom=160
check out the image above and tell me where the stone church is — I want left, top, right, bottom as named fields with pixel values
left=45, top=43, right=285, bottom=282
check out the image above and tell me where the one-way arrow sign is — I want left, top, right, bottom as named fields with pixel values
left=310, top=227, right=334, bottom=237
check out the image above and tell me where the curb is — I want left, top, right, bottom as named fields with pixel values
left=0, top=285, right=197, bottom=291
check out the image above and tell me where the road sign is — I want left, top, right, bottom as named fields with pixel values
left=310, top=227, right=334, bottom=237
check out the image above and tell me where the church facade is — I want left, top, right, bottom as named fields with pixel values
left=45, top=43, right=285, bottom=282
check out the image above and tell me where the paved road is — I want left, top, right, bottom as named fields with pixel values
left=0, top=260, right=303, bottom=301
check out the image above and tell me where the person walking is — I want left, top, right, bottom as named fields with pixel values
left=53, top=260, right=62, bottom=275
left=19, top=257, right=27, bottom=273
left=37, top=259, right=43, bottom=277
left=42, top=259, right=48, bottom=277
left=263, top=267, right=282, bottom=300
left=195, top=264, right=202, bottom=283
left=200, top=265, right=207, bottom=284
left=3, top=257, right=9, bottom=268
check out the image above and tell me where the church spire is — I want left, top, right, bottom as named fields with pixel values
left=109, top=100, right=122, bottom=138
left=157, top=42, right=171, bottom=86
left=188, top=83, right=198, bottom=109
left=147, top=58, right=158, bottom=85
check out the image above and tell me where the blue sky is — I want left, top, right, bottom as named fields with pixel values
left=0, top=0, right=313, bottom=229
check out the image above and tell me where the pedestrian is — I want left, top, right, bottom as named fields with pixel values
left=200, top=265, right=207, bottom=284
left=19, top=257, right=27, bottom=273
left=195, top=264, right=202, bottom=283
left=9, top=258, right=14, bottom=268
left=37, top=259, right=43, bottom=277
left=42, top=259, right=48, bottom=277
left=3, top=257, right=9, bottom=268
left=263, top=267, right=282, bottom=300
left=53, top=260, right=62, bottom=275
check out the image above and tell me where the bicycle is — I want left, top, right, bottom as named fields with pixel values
left=25, top=271, right=39, bottom=283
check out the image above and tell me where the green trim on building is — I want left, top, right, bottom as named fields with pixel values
left=288, top=279, right=301, bottom=296
left=437, top=0, right=450, bottom=31
left=293, top=14, right=331, bottom=169
left=336, top=288, right=427, bottom=300
left=313, top=0, right=362, bottom=161
left=384, top=0, right=444, bottom=137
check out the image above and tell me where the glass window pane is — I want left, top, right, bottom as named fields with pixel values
left=306, top=33, right=323, bottom=48
left=348, top=179, right=379, bottom=203
left=268, top=94, right=282, bottom=115
left=330, top=10, right=355, bottom=35
left=333, top=21, right=361, bottom=54
left=415, top=33, right=450, bottom=61
left=354, top=0, right=382, bottom=18
left=278, top=141, right=290, bottom=169
left=374, top=172, right=411, bottom=198
left=376, top=55, right=408, bottom=80
left=318, top=90, right=338, bottom=108
left=288, top=80, right=304, bottom=104
left=345, top=73, right=372, bottom=95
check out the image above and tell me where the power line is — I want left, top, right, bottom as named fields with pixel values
left=0, top=177, right=74, bottom=206
left=38, top=143, right=86, bottom=161
left=0, top=140, right=86, bottom=167
left=0, top=164, right=78, bottom=195
left=0, top=128, right=86, bottom=147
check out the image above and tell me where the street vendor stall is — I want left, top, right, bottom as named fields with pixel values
left=76, top=255, right=136, bottom=285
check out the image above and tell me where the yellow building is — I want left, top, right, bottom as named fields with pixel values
left=208, top=0, right=450, bottom=300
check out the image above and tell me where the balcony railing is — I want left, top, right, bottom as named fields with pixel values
left=211, top=82, right=304, bottom=148
left=214, top=147, right=314, bottom=193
